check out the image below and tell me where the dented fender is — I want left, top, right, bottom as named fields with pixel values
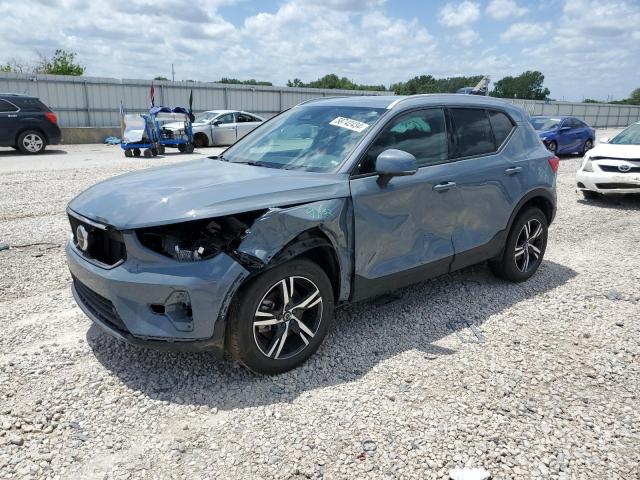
left=236, top=198, right=354, bottom=301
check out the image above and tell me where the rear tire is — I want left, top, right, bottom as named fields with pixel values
left=17, top=130, right=46, bottom=154
left=489, top=207, right=548, bottom=282
left=124, top=149, right=133, bottom=158
left=133, top=148, right=141, bottom=157
left=546, top=141, right=557, bottom=154
left=184, top=143, right=195, bottom=154
left=143, top=149, right=152, bottom=158
left=581, top=139, right=593, bottom=155
left=226, top=258, right=334, bottom=374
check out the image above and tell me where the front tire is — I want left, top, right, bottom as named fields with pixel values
left=17, top=131, right=46, bottom=154
left=489, top=207, right=548, bottom=282
left=546, top=141, right=557, bottom=154
left=193, top=133, right=208, bottom=148
left=226, top=258, right=334, bottom=374
left=581, top=139, right=593, bottom=155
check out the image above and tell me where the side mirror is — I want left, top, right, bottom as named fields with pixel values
left=600, top=137, right=609, bottom=144
left=212, top=120, right=221, bottom=126
left=559, top=126, right=570, bottom=132
left=375, top=149, right=417, bottom=187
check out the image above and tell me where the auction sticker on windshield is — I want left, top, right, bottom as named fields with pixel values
left=329, top=117, right=370, bottom=133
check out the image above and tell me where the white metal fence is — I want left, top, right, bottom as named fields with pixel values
left=1, top=72, right=638, bottom=128
left=0, top=73, right=387, bottom=128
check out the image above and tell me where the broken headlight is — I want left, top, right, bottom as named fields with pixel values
left=136, top=211, right=265, bottom=262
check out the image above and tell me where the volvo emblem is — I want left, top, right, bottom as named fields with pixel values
left=618, top=164, right=631, bottom=173
left=76, top=225, right=89, bottom=251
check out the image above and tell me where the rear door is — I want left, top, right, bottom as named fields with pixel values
left=0, top=99, right=19, bottom=145
left=236, top=113, right=263, bottom=139
left=447, top=107, right=520, bottom=270
left=350, top=107, right=465, bottom=299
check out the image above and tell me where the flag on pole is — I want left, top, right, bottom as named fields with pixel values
left=119, top=100, right=126, bottom=140
left=150, top=81, right=155, bottom=107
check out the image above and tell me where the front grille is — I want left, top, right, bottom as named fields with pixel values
left=595, top=183, right=640, bottom=190
left=73, top=277, right=128, bottom=333
left=599, top=165, right=640, bottom=173
left=68, top=213, right=126, bottom=266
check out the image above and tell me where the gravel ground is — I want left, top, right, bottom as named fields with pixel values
left=0, top=133, right=638, bottom=480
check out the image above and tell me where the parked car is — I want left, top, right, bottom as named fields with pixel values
left=66, top=94, right=557, bottom=374
left=530, top=115, right=595, bottom=155
left=0, top=93, right=61, bottom=154
left=163, top=110, right=264, bottom=148
left=576, top=121, right=640, bottom=199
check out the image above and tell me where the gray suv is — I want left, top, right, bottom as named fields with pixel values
left=66, top=94, right=557, bottom=374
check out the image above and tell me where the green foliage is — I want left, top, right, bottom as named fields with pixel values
left=287, top=74, right=386, bottom=91
left=389, top=75, right=483, bottom=95
left=218, top=77, right=273, bottom=86
left=629, top=88, right=640, bottom=105
left=34, top=50, right=84, bottom=76
left=0, top=64, right=10, bottom=73
left=489, top=70, right=549, bottom=100
left=154, top=76, right=169, bottom=81
left=583, top=98, right=602, bottom=103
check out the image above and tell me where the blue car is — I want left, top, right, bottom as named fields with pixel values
left=530, top=115, right=595, bottom=155
left=66, top=94, right=557, bottom=374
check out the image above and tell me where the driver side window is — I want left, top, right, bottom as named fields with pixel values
left=356, top=108, right=448, bottom=175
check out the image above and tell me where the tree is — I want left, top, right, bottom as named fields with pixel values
left=154, top=76, right=169, bottom=81
left=0, top=57, right=31, bottom=74
left=390, top=75, right=483, bottom=95
left=286, top=74, right=386, bottom=91
left=629, top=88, right=640, bottom=105
left=218, top=77, right=273, bottom=86
left=34, top=50, right=84, bottom=76
left=490, top=70, right=549, bottom=100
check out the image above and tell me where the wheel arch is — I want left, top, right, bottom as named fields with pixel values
left=15, top=127, right=49, bottom=145
left=508, top=189, right=556, bottom=230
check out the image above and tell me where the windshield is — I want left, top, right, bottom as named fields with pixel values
left=610, top=123, right=640, bottom=145
left=530, top=117, right=561, bottom=131
left=222, top=105, right=386, bottom=172
left=194, top=111, right=220, bottom=123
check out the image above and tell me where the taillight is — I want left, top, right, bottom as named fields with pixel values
left=45, top=111, right=58, bottom=124
left=548, top=156, right=560, bottom=173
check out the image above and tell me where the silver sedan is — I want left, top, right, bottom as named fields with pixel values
left=165, top=110, right=265, bottom=148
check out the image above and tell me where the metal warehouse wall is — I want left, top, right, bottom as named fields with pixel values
left=0, top=73, right=387, bottom=128
left=509, top=99, right=640, bottom=128
left=1, top=72, right=639, bottom=128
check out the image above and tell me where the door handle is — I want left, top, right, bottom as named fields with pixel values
left=504, top=166, right=523, bottom=175
left=433, top=181, right=457, bottom=192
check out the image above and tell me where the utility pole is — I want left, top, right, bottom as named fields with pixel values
left=172, top=64, right=175, bottom=82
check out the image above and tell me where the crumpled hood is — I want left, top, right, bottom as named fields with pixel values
left=588, top=143, right=640, bottom=160
left=68, top=158, right=350, bottom=229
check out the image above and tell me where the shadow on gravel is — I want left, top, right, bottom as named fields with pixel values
left=577, top=193, right=640, bottom=211
left=88, top=259, right=577, bottom=411
left=0, top=148, right=68, bottom=156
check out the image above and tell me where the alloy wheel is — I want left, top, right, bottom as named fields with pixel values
left=23, top=134, right=44, bottom=153
left=253, top=276, right=323, bottom=360
left=514, top=219, right=544, bottom=273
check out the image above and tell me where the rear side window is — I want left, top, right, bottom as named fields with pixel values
left=14, top=98, right=49, bottom=112
left=451, top=108, right=495, bottom=157
left=0, top=99, right=18, bottom=112
left=488, top=110, right=514, bottom=148
left=358, top=108, right=448, bottom=173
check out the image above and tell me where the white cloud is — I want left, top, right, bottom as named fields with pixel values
left=500, top=22, right=550, bottom=43
left=438, top=1, right=480, bottom=28
left=456, top=29, right=481, bottom=47
left=486, top=0, right=527, bottom=20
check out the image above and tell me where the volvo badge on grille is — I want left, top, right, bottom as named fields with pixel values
left=618, top=164, right=631, bottom=172
left=76, top=225, right=89, bottom=251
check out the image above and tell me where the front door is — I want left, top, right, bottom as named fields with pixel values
left=213, top=112, right=237, bottom=145
left=349, top=107, right=463, bottom=300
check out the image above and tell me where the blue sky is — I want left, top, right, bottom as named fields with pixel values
left=2, top=0, right=639, bottom=101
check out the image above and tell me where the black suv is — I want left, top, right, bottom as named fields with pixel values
left=0, top=93, right=61, bottom=154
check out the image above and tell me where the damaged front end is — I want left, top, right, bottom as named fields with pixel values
left=135, top=210, right=267, bottom=270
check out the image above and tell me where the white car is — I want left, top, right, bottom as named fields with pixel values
left=164, top=110, right=265, bottom=148
left=576, top=122, right=640, bottom=199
